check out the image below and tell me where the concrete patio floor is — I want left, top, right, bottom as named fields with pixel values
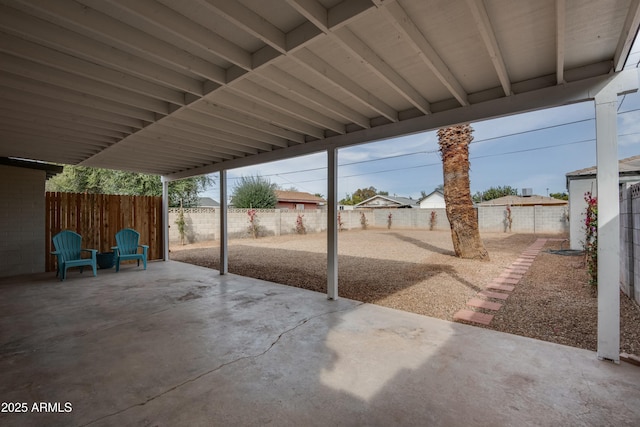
left=1, top=261, right=639, bottom=426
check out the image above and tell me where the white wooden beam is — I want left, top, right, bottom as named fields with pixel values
left=293, top=48, right=398, bottom=122
left=148, top=124, right=255, bottom=157
left=101, top=0, right=252, bottom=70
left=0, top=33, right=185, bottom=105
left=191, top=100, right=305, bottom=144
left=375, top=0, right=469, bottom=106
left=11, top=0, right=227, bottom=83
left=259, top=65, right=370, bottom=129
left=289, top=0, right=430, bottom=114
left=231, top=80, right=346, bottom=134
left=197, top=0, right=287, bottom=54
left=165, top=70, right=640, bottom=181
left=333, top=26, right=431, bottom=114
left=0, top=5, right=204, bottom=95
left=614, top=0, right=640, bottom=71
left=556, top=0, right=566, bottom=84
left=0, top=53, right=169, bottom=114
left=466, top=0, right=512, bottom=96
left=177, top=109, right=290, bottom=148
left=0, top=74, right=152, bottom=125
left=204, top=90, right=325, bottom=139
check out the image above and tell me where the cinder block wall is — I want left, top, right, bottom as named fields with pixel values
left=168, top=205, right=568, bottom=246
left=0, top=165, right=45, bottom=277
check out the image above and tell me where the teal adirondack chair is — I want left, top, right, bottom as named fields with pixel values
left=51, top=230, right=98, bottom=281
left=112, top=228, right=148, bottom=272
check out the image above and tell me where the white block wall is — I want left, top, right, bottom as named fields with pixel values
left=168, top=205, right=568, bottom=245
left=0, top=165, right=46, bottom=277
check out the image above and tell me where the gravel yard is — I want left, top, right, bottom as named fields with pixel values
left=170, top=229, right=640, bottom=357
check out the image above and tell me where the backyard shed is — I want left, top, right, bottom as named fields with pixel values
left=566, top=155, right=640, bottom=249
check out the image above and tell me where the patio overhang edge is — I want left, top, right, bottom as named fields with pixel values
left=164, top=69, right=640, bottom=182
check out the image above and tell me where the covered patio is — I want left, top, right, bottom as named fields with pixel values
left=2, top=1, right=640, bottom=424
left=1, top=262, right=639, bottom=426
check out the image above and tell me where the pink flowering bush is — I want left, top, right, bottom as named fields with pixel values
left=247, top=209, right=260, bottom=239
left=583, top=192, right=597, bottom=286
left=295, top=214, right=306, bottom=235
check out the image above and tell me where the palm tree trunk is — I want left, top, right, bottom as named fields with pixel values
left=438, top=125, right=489, bottom=260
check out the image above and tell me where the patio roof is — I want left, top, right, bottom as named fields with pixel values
left=0, top=0, right=639, bottom=179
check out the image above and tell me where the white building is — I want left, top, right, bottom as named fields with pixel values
left=418, top=190, right=446, bottom=209
left=566, top=155, right=640, bottom=250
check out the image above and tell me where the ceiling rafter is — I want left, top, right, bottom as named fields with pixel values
left=0, top=4, right=204, bottom=95
left=0, top=33, right=185, bottom=106
left=373, top=0, right=469, bottom=107
left=229, top=81, right=345, bottom=134
left=288, top=0, right=431, bottom=114
left=0, top=99, right=134, bottom=135
left=195, top=0, right=287, bottom=54
left=614, top=0, right=640, bottom=71
left=147, top=124, right=256, bottom=157
left=293, top=48, right=398, bottom=122
left=115, top=134, right=228, bottom=163
left=162, top=117, right=276, bottom=152
left=466, top=0, right=512, bottom=96
left=176, top=109, right=290, bottom=148
left=0, top=108, right=127, bottom=140
left=212, top=90, right=325, bottom=139
left=9, top=0, right=226, bottom=84
left=191, top=100, right=305, bottom=144
left=0, top=53, right=169, bottom=114
left=258, top=64, right=370, bottom=129
left=93, top=0, right=252, bottom=70
left=556, top=0, right=566, bottom=84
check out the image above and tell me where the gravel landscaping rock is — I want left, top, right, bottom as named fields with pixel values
left=170, top=229, right=640, bottom=357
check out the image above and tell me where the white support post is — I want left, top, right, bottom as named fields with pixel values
left=219, top=170, right=228, bottom=275
left=327, top=148, right=338, bottom=300
left=161, top=176, right=170, bottom=261
left=594, top=89, right=621, bottom=362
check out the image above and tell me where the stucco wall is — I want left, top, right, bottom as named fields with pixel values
left=0, top=165, right=46, bottom=277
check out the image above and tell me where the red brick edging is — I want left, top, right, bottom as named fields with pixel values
left=453, top=238, right=548, bottom=326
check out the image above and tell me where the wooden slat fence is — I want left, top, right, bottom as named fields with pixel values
left=45, top=192, right=163, bottom=272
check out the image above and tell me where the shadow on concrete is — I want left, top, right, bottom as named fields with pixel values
left=1, top=262, right=638, bottom=426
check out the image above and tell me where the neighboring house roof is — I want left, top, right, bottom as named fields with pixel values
left=566, top=155, right=640, bottom=179
left=355, top=195, right=419, bottom=208
left=1, top=156, right=63, bottom=180
left=198, top=197, right=219, bottom=207
left=275, top=190, right=325, bottom=204
left=418, top=190, right=444, bottom=203
left=478, top=195, right=568, bottom=206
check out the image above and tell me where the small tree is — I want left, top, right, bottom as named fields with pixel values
left=429, top=211, right=437, bottom=231
left=387, top=213, right=393, bottom=229
left=360, top=212, right=368, bottom=230
left=232, top=175, right=277, bottom=209
left=175, top=202, right=186, bottom=245
left=338, top=212, right=345, bottom=231
left=295, top=214, right=306, bottom=235
left=247, top=209, right=261, bottom=239
left=504, top=205, right=513, bottom=232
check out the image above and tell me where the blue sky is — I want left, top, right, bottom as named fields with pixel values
left=203, top=48, right=640, bottom=202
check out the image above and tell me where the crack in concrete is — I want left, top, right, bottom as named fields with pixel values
left=80, top=302, right=362, bottom=426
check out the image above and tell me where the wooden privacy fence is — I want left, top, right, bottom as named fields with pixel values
left=45, top=192, right=163, bottom=272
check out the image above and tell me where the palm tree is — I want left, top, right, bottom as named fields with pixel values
left=437, top=124, right=489, bottom=260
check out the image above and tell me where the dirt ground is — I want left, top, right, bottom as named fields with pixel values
left=169, top=229, right=640, bottom=357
